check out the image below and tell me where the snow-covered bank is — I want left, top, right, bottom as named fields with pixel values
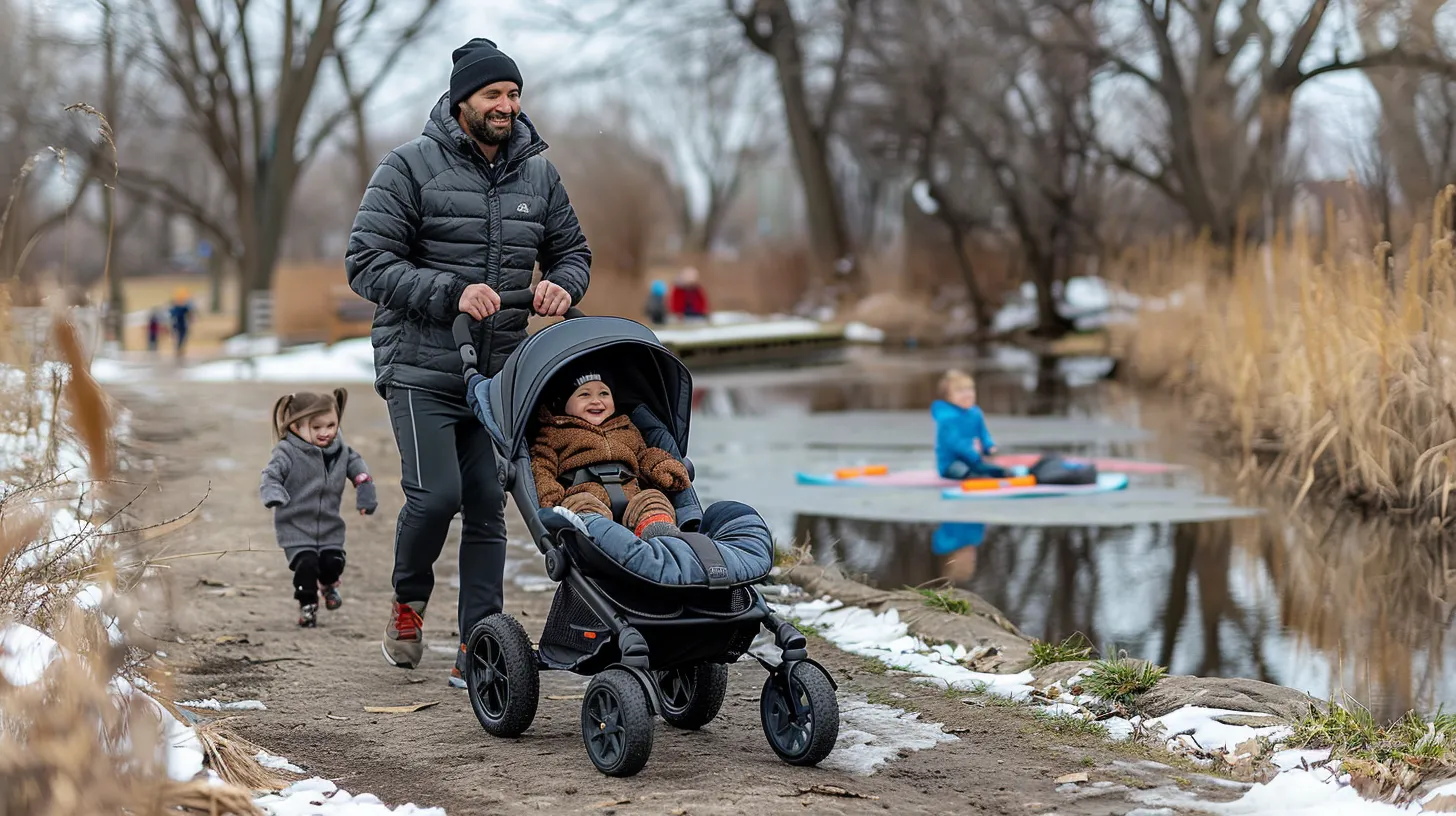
left=769, top=592, right=1456, bottom=814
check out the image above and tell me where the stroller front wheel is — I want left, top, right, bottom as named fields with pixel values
left=760, top=662, right=839, bottom=766
left=655, top=663, right=729, bottom=730
left=581, top=669, right=654, bottom=777
left=465, top=614, right=539, bottom=738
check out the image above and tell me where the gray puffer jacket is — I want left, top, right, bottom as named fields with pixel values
left=259, top=432, right=378, bottom=560
left=344, top=93, right=592, bottom=399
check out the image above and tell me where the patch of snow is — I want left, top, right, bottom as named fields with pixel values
left=1273, top=748, right=1334, bottom=771
left=256, top=752, right=306, bottom=774
left=182, top=340, right=377, bottom=383
left=254, top=777, right=447, bottom=815
left=843, top=321, right=886, bottom=343
left=654, top=318, right=831, bottom=345
left=770, top=598, right=1034, bottom=698
left=1187, top=768, right=1414, bottom=814
left=178, top=698, right=268, bottom=711
left=223, top=334, right=281, bottom=356
left=819, top=697, right=958, bottom=776
left=1142, top=706, right=1291, bottom=752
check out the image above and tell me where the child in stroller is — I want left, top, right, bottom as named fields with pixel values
left=530, top=365, right=692, bottom=540
left=450, top=291, right=839, bottom=778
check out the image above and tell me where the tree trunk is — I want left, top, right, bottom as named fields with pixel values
left=753, top=0, right=855, bottom=284
left=940, top=217, right=992, bottom=338
left=208, top=252, right=225, bottom=314
left=101, top=1, right=125, bottom=349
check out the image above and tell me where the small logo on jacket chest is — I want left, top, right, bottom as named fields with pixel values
left=516, top=203, right=530, bottom=214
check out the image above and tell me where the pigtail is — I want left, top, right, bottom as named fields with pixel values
left=332, top=388, right=349, bottom=425
left=271, top=394, right=295, bottom=442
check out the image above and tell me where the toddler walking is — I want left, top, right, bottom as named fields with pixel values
left=260, top=389, right=378, bottom=627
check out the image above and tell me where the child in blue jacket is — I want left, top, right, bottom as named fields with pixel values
left=932, top=370, right=1009, bottom=479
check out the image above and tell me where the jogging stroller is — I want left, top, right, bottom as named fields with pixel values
left=451, top=290, right=840, bottom=778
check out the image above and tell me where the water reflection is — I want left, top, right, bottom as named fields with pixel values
left=795, top=510, right=1456, bottom=721
left=698, top=345, right=1456, bottom=720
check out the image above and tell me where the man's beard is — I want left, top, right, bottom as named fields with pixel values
left=463, top=107, right=515, bottom=146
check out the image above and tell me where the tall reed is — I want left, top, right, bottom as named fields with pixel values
left=1115, top=188, right=1456, bottom=524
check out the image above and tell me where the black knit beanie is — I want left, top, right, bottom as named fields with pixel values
left=551, top=365, right=613, bottom=411
left=449, top=38, right=524, bottom=110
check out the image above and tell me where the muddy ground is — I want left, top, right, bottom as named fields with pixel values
left=111, top=379, right=1244, bottom=815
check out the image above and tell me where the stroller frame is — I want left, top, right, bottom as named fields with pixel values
left=451, top=291, right=839, bottom=778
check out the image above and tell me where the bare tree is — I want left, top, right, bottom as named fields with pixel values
left=725, top=0, right=861, bottom=289
left=1014, top=0, right=1456, bottom=247
left=850, top=0, right=1103, bottom=338
left=643, top=34, right=776, bottom=253
left=124, top=0, right=442, bottom=332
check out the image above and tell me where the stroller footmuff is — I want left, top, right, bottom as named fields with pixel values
left=451, top=295, right=839, bottom=778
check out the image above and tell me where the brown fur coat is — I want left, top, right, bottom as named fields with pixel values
left=530, top=407, right=692, bottom=510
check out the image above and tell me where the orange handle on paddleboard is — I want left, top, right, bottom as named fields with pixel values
left=960, top=475, right=1036, bottom=491
left=834, top=464, right=890, bottom=479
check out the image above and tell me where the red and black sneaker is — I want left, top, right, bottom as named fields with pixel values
left=320, top=583, right=343, bottom=611
left=381, top=599, right=425, bottom=668
left=298, top=603, right=318, bottom=628
left=449, top=642, right=467, bottom=689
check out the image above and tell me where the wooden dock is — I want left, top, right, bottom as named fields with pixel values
left=652, top=319, right=856, bottom=362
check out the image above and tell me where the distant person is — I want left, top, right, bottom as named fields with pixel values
left=169, top=289, right=194, bottom=358
left=668, top=266, right=709, bottom=320
left=259, top=389, right=378, bottom=628
left=932, top=370, right=1009, bottom=479
left=644, top=279, right=667, bottom=326
left=146, top=308, right=165, bottom=354
left=344, top=37, right=591, bottom=687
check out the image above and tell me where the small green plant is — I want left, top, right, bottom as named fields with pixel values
left=913, top=587, right=970, bottom=615
left=786, top=616, right=822, bottom=638
left=859, top=659, right=888, bottom=675
left=1033, top=710, right=1107, bottom=737
left=1082, top=659, right=1167, bottom=706
left=1288, top=699, right=1456, bottom=771
left=1030, top=633, right=1094, bottom=667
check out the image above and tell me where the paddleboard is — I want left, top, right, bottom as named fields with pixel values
left=795, top=454, right=1175, bottom=487
left=940, top=472, right=1129, bottom=500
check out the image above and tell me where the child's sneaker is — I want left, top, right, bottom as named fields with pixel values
left=321, top=583, right=343, bottom=610
left=298, top=604, right=318, bottom=628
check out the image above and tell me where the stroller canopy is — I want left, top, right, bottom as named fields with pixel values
left=480, top=316, right=694, bottom=455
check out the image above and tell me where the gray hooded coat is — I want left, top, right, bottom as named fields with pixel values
left=260, top=432, right=378, bottom=561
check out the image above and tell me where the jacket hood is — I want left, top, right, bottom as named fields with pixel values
left=423, top=92, right=547, bottom=165
left=930, top=400, right=968, bottom=421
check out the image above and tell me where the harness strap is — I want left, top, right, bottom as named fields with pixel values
left=569, top=463, right=632, bottom=521
left=680, top=532, right=731, bottom=588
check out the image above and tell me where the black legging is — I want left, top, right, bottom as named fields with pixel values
left=291, top=550, right=346, bottom=605
left=384, top=386, right=507, bottom=645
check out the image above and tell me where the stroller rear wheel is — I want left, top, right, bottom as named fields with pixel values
left=760, top=662, right=839, bottom=766
left=581, top=669, right=654, bottom=777
left=465, top=614, right=539, bottom=738
left=654, top=663, right=729, bottom=730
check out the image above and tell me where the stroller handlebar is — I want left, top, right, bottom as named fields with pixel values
left=453, top=289, right=585, bottom=377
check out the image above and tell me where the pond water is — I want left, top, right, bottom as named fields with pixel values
left=690, top=345, right=1456, bottom=722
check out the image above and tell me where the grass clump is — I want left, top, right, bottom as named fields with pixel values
left=1082, top=659, right=1167, bottom=706
left=1289, top=699, right=1456, bottom=781
left=1033, top=709, right=1108, bottom=737
left=912, top=587, right=970, bottom=615
left=1030, top=633, right=1094, bottom=667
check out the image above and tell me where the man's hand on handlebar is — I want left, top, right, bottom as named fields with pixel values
left=458, top=283, right=501, bottom=320
left=534, top=280, right=572, bottom=317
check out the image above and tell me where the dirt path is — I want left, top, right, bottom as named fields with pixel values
left=111, top=379, right=1244, bottom=816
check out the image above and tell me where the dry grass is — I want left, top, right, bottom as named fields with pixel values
left=0, top=311, right=272, bottom=814
left=1114, top=187, right=1456, bottom=524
